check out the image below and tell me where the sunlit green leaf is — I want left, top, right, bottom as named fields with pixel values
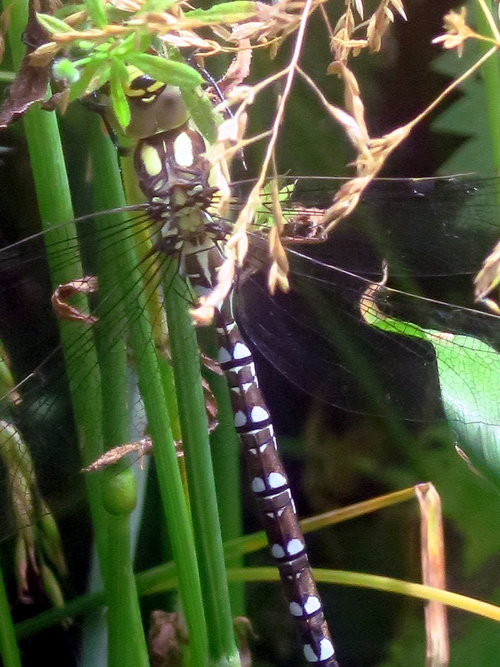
left=36, top=12, right=76, bottom=35
left=366, top=302, right=500, bottom=491
left=85, top=0, right=108, bottom=29
left=110, top=62, right=130, bottom=129
left=126, top=53, right=203, bottom=88
left=185, top=1, right=257, bottom=23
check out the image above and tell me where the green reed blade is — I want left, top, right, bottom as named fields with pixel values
left=88, top=114, right=210, bottom=666
left=164, top=272, right=241, bottom=666
left=87, top=112, right=149, bottom=667
left=2, top=0, right=110, bottom=584
left=0, top=558, right=22, bottom=667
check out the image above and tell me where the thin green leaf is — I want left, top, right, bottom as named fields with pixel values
left=0, top=559, right=22, bottom=667
left=185, top=1, right=257, bottom=23
left=114, top=31, right=151, bottom=57
left=85, top=0, right=108, bottom=29
left=36, top=12, right=76, bottom=34
left=125, top=53, right=203, bottom=88
left=69, top=60, right=109, bottom=102
left=181, top=86, right=219, bottom=143
left=110, top=62, right=130, bottom=129
left=139, top=0, right=178, bottom=13
left=53, top=3, right=87, bottom=19
left=162, top=43, right=218, bottom=141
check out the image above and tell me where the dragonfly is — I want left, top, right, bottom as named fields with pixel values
left=2, top=90, right=500, bottom=665
left=1, top=75, right=339, bottom=664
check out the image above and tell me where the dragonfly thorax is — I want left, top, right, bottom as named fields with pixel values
left=134, top=124, right=212, bottom=204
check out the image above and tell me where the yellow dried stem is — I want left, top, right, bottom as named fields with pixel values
left=367, top=1, right=398, bottom=53
left=415, top=483, right=449, bottom=666
left=341, top=63, right=369, bottom=144
left=202, top=0, right=317, bottom=313
left=268, top=226, right=290, bottom=294
left=330, top=0, right=408, bottom=62
left=191, top=254, right=236, bottom=324
left=294, top=30, right=497, bottom=233
left=474, top=237, right=500, bottom=302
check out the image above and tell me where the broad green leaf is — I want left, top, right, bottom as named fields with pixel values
left=428, top=332, right=500, bottom=490
left=185, top=1, right=257, bottom=23
left=367, top=302, right=500, bottom=491
left=125, top=53, right=203, bottom=89
left=36, top=12, right=76, bottom=34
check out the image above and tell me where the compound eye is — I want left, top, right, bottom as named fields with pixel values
left=124, top=66, right=166, bottom=102
left=129, top=73, right=155, bottom=91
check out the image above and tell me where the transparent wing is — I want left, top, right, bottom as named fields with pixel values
left=2, top=172, right=500, bottom=541
left=0, top=205, right=170, bottom=542
left=237, top=175, right=500, bottom=427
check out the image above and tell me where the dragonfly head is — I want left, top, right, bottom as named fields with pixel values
left=106, top=65, right=190, bottom=139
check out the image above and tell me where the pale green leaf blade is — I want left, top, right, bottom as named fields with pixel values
left=428, top=332, right=500, bottom=490
left=36, top=12, right=76, bottom=34
left=185, top=1, right=257, bottom=23
left=125, top=53, right=203, bottom=88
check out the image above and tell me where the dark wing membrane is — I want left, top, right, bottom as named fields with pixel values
left=236, top=260, right=444, bottom=421
left=251, top=173, right=500, bottom=280
left=236, top=175, right=500, bottom=422
left=0, top=207, right=167, bottom=540
left=1, top=172, right=500, bottom=538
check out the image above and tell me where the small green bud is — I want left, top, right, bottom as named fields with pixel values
left=102, top=468, right=137, bottom=515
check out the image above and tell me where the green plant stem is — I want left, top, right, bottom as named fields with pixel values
left=164, top=276, right=241, bottom=666
left=88, top=120, right=209, bottom=666
left=2, top=0, right=109, bottom=581
left=476, top=0, right=500, bottom=174
left=199, top=327, right=244, bottom=617
left=5, top=4, right=149, bottom=664
left=0, top=560, right=22, bottom=667
left=88, top=113, right=149, bottom=667
left=20, top=556, right=500, bottom=636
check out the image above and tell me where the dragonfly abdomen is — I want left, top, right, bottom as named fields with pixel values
left=185, top=241, right=337, bottom=665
